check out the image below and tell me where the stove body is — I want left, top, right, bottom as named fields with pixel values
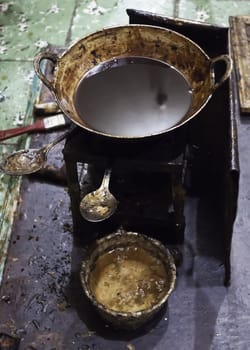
left=64, top=126, right=188, bottom=245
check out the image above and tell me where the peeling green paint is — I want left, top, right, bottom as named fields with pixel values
left=0, top=67, right=42, bottom=284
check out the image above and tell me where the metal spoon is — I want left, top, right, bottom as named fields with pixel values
left=0, top=127, right=74, bottom=176
left=79, top=168, right=118, bottom=222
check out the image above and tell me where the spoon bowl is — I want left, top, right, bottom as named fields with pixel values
left=80, top=168, right=118, bottom=222
left=0, top=148, right=46, bottom=175
left=0, top=127, right=74, bottom=176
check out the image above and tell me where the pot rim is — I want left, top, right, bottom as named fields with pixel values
left=61, top=23, right=211, bottom=62
left=80, top=231, right=176, bottom=318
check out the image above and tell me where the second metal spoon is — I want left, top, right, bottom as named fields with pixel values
left=0, top=127, right=74, bottom=176
left=79, top=168, right=118, bottom=222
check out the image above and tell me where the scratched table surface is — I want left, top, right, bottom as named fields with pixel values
left=1, top=1, right=250, bottom=350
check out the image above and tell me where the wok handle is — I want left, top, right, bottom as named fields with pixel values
left=211, top=54, right=232, bottom=91
left=33, top=51, right=58, bottom=91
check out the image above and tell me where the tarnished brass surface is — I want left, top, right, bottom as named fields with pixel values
left=80, top=230, right=176, bottom=330
left=229, top=16, right=250, bottom=114
left=34, top=25, right=231, bottom=139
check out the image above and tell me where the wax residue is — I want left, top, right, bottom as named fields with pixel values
left=89, top=246, right=169, bottom=312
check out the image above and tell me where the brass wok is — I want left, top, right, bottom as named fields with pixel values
left=34, top=24, right=232, bottom=140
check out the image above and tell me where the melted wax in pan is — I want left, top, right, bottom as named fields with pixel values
left=74, top=57, right=193, bottom=138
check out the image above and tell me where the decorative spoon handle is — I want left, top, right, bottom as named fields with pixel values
left=100, top=168, right=112, bottom=189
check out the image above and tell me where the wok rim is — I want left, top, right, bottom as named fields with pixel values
left=53, top=24, right=215, bottom=139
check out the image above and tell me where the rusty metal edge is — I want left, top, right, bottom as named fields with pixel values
left=127, top=8, right=228, bottom=30
left=229, top=16, right=250, bottom=114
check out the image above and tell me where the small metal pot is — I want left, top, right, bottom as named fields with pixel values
left=80, top=231, right=176, bottom=330
left=34, top=24, right=232, bottom=140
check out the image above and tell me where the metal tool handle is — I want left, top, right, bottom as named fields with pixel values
left=33, top=51, right=59, bottom=91
left=100, top=168, right=112, bottom=190
left=0, top=120, right=45, bottom=141
left=211, top=54, right=232, bottom=91
left=42, top=125, right=76, bottom=153
left=34, top=102, right=60, bottom=116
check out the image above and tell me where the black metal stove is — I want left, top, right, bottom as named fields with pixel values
left=63, top=125, right=187, bottom=245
